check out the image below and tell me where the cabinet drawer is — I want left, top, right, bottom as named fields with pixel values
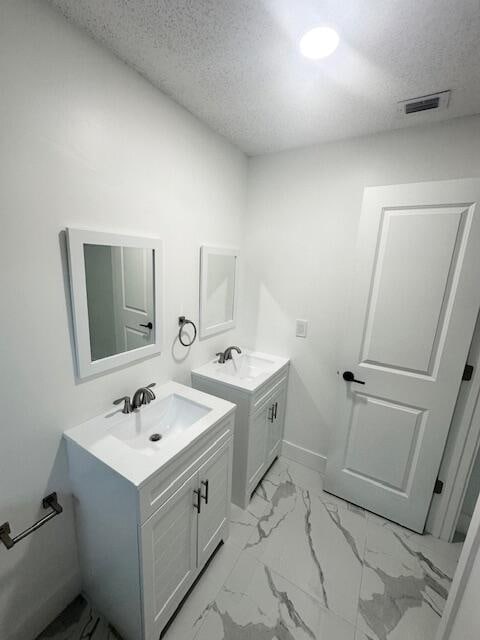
left=138, top=416, right=233, bottom=523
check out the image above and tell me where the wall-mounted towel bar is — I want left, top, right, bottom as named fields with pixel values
left=0, top=492, right=63, bottom=550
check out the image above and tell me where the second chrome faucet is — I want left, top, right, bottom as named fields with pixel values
left=216, top=346, right=242, bottom=364
left=113, top=383, right=156, bottom=414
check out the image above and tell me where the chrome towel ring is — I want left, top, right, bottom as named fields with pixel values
left=178, top=316, right=197, bottom=347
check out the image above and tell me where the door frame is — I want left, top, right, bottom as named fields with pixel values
left=436, top=485, right=480, bottom=639
left=427, top=311, right=480, bottom=541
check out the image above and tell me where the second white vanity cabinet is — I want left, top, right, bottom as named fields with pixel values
left=64, top=382, right=235, bottom=640
left=192, top=351, right=289, bottom=509
left=248, top=379, right=287, bottom=491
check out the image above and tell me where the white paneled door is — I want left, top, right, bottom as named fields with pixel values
left=325, top=179, right=480, bottom=532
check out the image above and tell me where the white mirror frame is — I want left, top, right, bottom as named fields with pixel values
left=66, top=228, right=163, bottom=379
left=199, top=245, right=239, bottom=339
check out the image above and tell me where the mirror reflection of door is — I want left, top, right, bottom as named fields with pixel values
left=205, top=254, right=236, bottom=328
left=83, top=244, right=154, bottom=361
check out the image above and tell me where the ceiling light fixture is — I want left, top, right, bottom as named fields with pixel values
left=299, top=26, right=339, bottom=60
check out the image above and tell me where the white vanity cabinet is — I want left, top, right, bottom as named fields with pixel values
left=64, top=382, right=234, bottom=640
left=192, top=352, right=289, bottom=509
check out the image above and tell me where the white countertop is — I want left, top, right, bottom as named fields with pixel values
left=63, top=381, right=235, bottom=487
left=191, top=349, right=290, bottom=393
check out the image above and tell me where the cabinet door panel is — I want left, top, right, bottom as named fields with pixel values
left=267, top=387, right=286, bottom=460
left=247, top=405, right=269, bottom=492
left=197, top=441, right=232, bottom=567
left=140, top=472, right=198, bottom=640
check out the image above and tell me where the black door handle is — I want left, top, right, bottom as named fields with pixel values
left=139, top=322, right=153, bottom=329
left=343, top=371, right=365, bottom=385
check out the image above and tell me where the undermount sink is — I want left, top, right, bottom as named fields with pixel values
left=63, top=381, right=235, bottom=486
left=111, top=393, right=211, bottom=454
left=192, top=349, right=290, bottom=393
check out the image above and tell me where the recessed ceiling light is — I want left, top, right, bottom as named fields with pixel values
left=299, top=26, right=339, bottom=60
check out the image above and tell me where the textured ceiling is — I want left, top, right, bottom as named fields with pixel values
left=50, top=0, right=480, bottom=154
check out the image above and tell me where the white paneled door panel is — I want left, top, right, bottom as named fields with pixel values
left=325, top=179, right=480, bottom=532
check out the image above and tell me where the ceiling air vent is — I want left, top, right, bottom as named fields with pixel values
left=397, top=91, right=451, bottom=116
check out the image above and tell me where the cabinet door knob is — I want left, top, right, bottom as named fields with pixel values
left=193, top=489, right=201, bottom=513
left=139, top=321, right=153, bottom=330
left=273, top=402, right=278, bottom=419
left=201, top=480, right=209, bottom=504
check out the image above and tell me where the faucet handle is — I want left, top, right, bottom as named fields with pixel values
left=216, top=352, right=225, bottom=364
left=146, top=383, right=156, bottom=398
left=113, top=396, right=133, bottom=414
left=144, top=388, right=155, bottom=403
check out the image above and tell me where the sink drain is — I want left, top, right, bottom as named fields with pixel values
left=149, top=433, right=162, bottom=442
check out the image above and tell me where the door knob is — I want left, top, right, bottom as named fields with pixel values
left=139, top=322, right=153, bottom=330
left=342, top=371, right=365, bottom=385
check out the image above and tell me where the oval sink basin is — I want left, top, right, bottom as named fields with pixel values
left=111, top=393, right=211, bottom=454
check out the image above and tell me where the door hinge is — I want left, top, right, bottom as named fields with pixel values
left=434, top=479, right=444, bottom=495
left=463, top=364, right=474, bottom=381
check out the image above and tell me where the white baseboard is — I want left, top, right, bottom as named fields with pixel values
left=281, top=440, right=327, bottom=474
left=456, top=512, right=472, bottom=536
left=5, top=570, right=81, bottom=640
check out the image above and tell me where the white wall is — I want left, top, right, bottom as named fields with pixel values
left=0, top=2, right=246, bottom=639
left=243, top=116, right=480, bottom=468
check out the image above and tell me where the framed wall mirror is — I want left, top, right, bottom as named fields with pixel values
left=199, top=245, right=239, bottom=339
left=66, top=228, right=163, bottom=379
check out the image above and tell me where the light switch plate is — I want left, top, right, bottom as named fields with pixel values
left=296, top=319, right=308, bottom=338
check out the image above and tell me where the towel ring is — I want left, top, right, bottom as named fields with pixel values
left=178, top=316, right=197, bottom=347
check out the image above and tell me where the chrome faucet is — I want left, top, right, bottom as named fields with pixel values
left=113, top=383, right=156, bottom=414
left=132, top=384, right=156, bottom=410
left=216, top=346, right=242, bottom=364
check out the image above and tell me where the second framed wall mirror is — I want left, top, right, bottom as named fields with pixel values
left=199, top=246, right=239, bottom=339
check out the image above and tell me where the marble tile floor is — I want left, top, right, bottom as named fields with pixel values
left=37, top=456, right=463, bottom=640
